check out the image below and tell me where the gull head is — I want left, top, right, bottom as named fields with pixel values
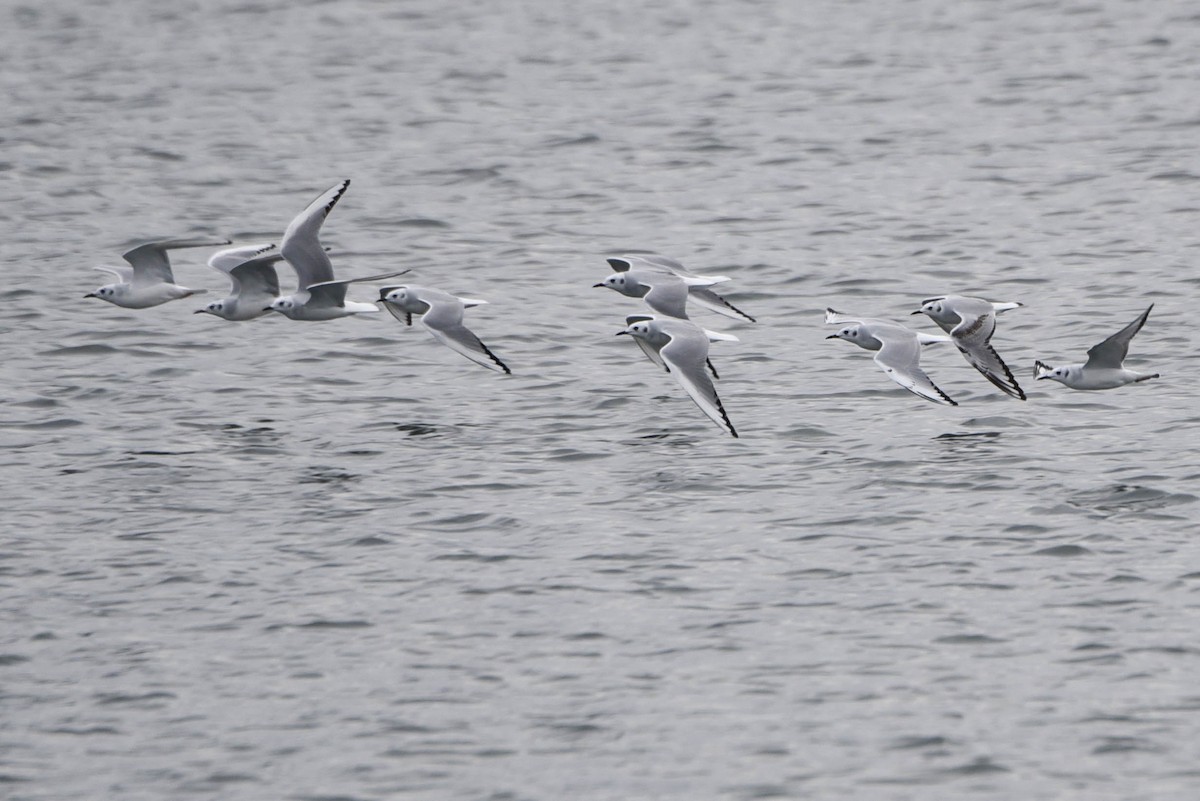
left=267, top=296, right=296, bottom=314
left=825, top=325, right=862, bottom=344
left=383, top=287, right=409, bottom=305
left=913, top=298, right=946, bottom=319
left=1035, top=360, right=1067, bottom=383
left=617, top=320, right=653, bottom=339
left=196, top=300, right=225, bottom=317
left=594, top=272, right=640, bottom=297
left=85, top=283, right=124, bottom=303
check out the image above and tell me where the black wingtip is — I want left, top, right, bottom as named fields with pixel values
left=323, top=179, right=351, bottom=218
left=976, top=342, right=1027, bottom=400
left=474, top=335, right=511, bottom=375
left=712, top=392, right=738, bottom=438
left=722, top=295, right=757, bottom=322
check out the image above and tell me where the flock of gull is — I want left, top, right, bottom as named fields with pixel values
left=85, top=180, right=1161, bottom=438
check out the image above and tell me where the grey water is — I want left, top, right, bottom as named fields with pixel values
left=2, top=0, right=1199, bottom=799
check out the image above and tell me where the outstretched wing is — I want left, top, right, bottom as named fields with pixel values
left=948, top=306, right=996, bottom=343
left=280, top=180, right=349, bottom=288
left=641, top=276, right=691, bottom=319
left=208, top=242, right=276, bottom=273
left=341, top=269, right=410, bottom=284
left=303, top=280, right=350, bottom=309
left=873, top=327, right=957, bottom=406
left=687, top=287, right=755, bottom=322
left=627, top=253, right=731, bottom=284
left=1085, top=304, right=1153, bottom=370
left=825, top=307, right=866, bottom=326
left=122, top=237, right=231, bottom=285
left=659, top=325, right=737, bottom=437
left=94, top=265, right=134, bottom=283
left=956, top=340, right=1026, bottom=400
left=228, top=253, right=283, bottom=301
left=421, top=296, right=510, bottom=374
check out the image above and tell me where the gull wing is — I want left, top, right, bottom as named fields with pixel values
left=948, top=304, right=996, bottom=343
left=228, top=253, right=283, bottom=302
left=626, top=253, right=732, bottom=284
left=342, top=269, right=410, bottom=284
left=825, top=308, right=899, bottom=329
left=304, top=279, right=350, bottom=309
left=687, top=287, right=755, bottom=322
left=872, top=326, right=957, bottom=406
left=122, top=237, right=231, bottom=286
left=94, top=265, right=134, bottom=283
left=956, top=339, right=1026, bottom=400
left=208, top=242, right=275, bottom=273
left=825, top=308, right=864, bottom=326
left=280, top=180, right=349, bottom=288
left=421, top=295, right=510, bottom=373
left=1085, top=304, right=1153, bottom=370
left=640, top=275, right=691, bottom=319
left=659, top=324, right=738, bottom=437
left=633, top=337, right=667, bottom=372
left=304, top=270, right=409, bottom=309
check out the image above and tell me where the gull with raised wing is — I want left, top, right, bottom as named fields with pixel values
left=618, top=314, right=739, bottom=438
left=914, top=295, right=1026, bottom=400
left=265, top=180, right=407, bottom=320
left=86, top=237, right=231, bottom=308
left=378, top=285, right=510, bottom=374
left=824, top=308, right=957, bottom=406
left=195, top=243, right=283, bottom=321
left=602, top=254, right=757, bottom=322
left=1035, top=304, right=1159, bottom=390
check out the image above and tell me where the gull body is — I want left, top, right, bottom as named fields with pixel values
left=618, top=314, right=739, bottom=438
left=914, top=294, right=1026, bottom=400
left=86, top=237, right=231, bottom=308
left=604, top=254, right=756, bottom=322
left=595, top=263, right=736, bottom=379
left=824, top=309, right=957, bottom=406
left=1035, top=304, right=1159, bottom=390
left=266, top=179, right=407, bottom=320
left=196, top=243, right=282, bottom=321
left=379, top=285, right=510, bottom=374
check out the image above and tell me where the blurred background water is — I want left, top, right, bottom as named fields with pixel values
left=2, top=0, right=1198, bottom=799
